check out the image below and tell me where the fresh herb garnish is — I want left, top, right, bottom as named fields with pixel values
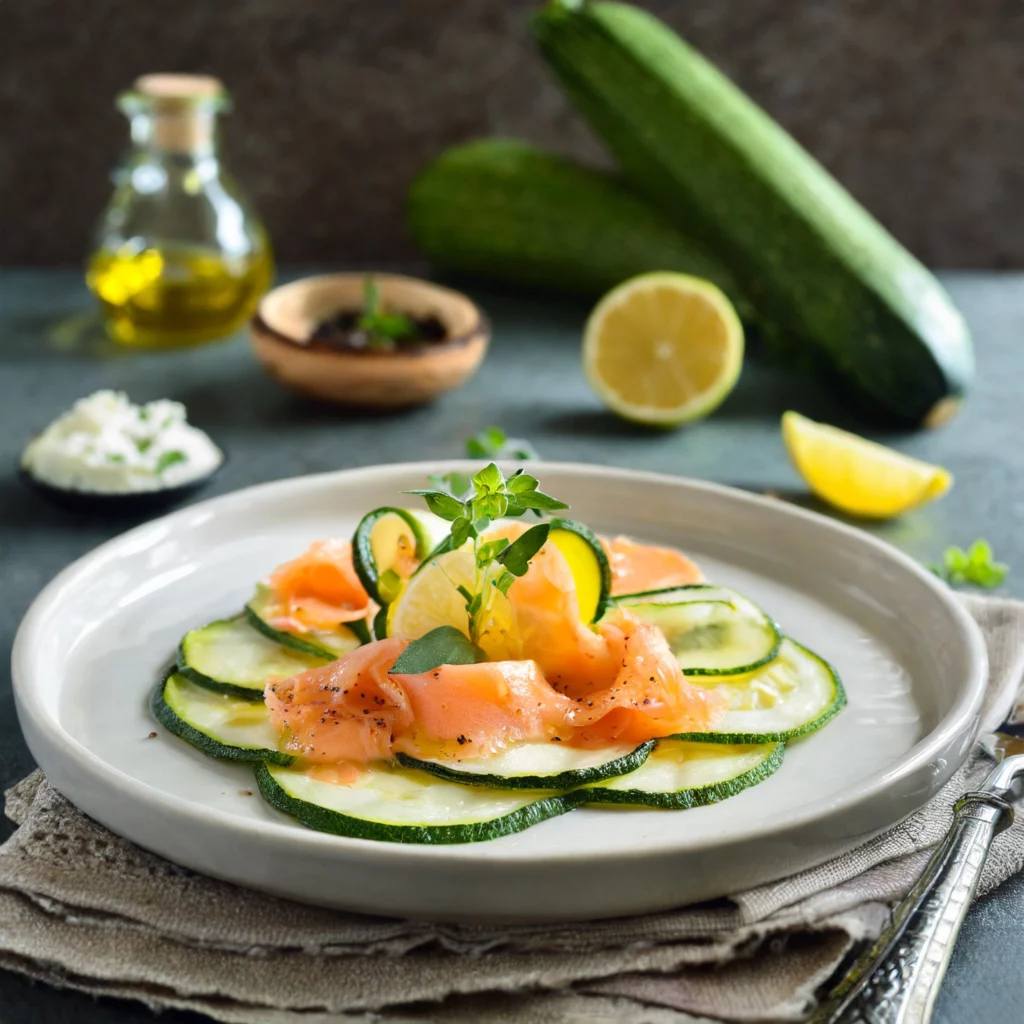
left=389, top=626, right=485, bottom=675
left=929, top=539, right=1008, bottom=589
left=155, top=450, right=188, bottom=474
left=466, top=426, right=539, bottom=462
left=395, top=463, right=568, bottom=672
left=357, top=278, right=418, bottom=348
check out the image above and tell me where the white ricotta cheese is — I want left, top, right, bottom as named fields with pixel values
left=21, top=390, right=223, bottom=494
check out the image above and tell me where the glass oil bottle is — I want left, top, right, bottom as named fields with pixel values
left=87, top=74, right=273, bottom=348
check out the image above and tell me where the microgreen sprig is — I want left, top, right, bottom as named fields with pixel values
left=929, top=539, right=1008, bottom=589
left=357, top=278, right=418, bottom=348
left=466, top=425, right=539, bottom=462
left=393, top=463, right=568, bottom=672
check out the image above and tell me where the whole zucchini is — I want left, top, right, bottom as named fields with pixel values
left=533, top=1, right=973, bottom=425
left=406, top=138, right=749, bottom=312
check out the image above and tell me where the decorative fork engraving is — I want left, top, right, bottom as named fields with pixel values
left=810, top=762, right=1020, bottom=1024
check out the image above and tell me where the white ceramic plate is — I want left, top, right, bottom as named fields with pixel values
left=12, top=462, right=987, bottom=922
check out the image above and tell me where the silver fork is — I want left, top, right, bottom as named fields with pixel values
left=810, top=742, right=1023, bottom=1024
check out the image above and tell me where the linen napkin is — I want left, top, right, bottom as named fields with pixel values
left=0, top=594, right=1022, bottom=1024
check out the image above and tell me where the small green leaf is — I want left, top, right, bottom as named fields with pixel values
left=497, top=523, right=550, bottom=576
left=507, top=472, right=539, bottom=495
left=466, top=426, right=539, bottom=461
left=930, top=539, right=1009, bottom=590
left=466, top=426, right=507, bottom=458
left=107, top=453, right=126, bottom=464
left=514, top=488, right=569, bottom=512
left=155, top=450, right=187, bottom=474
left=495, top=569, right=517, bottom=596
left=405, top=489, right=466, bottom=521
left=428, top=471, right=473, bottom=499
left=968, top=539, right=993, bottom=565
left=474, top=491, right=508, bottom=522
left=388, top=626, right=485, bottom=675
left=450, top=516, right=475, bottom=549
left=473, top=462, right=504, bottom=494
left=476, top=538, right=509, bottom=568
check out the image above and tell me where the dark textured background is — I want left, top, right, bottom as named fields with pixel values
left=3, top=0, right=1024, bottom=267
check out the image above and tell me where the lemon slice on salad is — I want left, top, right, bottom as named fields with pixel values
left=583, top=272, right=744, bottom=426
left=782, top=411, right=952, bottom=519
left=386, top=548, right=477, bottom=640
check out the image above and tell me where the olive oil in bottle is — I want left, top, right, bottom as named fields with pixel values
left=88, top=74, right=273, bottom=348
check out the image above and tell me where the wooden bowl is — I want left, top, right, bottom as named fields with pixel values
left=250, top=273, right=489, bottom=408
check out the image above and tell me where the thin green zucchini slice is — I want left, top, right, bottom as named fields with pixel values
left=246, top=584, right=369, bottom=659
left=578, top=740, right=783, bottom=809
left=152, top=672, right=294, bottom=765
left=396, top=739, right=654, bottom=790
left=255, top=761, right=573, bottom=844
left=177, top=615, right=326, bottom=700
left=675, top=638, right=845, bottom=743
left=352, top=507, right=430, bottom=604
left=546, top=517, right=612, bottom=623
left=612, top=584, right=781, bottom=676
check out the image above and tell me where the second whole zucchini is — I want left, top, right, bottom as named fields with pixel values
left=533, top=0, right=973, bottom=426
left=407, top=137, right=750, bottom=314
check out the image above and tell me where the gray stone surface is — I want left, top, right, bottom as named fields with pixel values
left=3, top=1, right=1024, bottom=267
left=0, top=267, right=1022, bottom=1021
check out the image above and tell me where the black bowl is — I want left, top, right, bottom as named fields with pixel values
left=18, top=455, right=225, bottom=517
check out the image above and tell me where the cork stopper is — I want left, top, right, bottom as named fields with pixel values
left=129, top=74, right=227, bottom=152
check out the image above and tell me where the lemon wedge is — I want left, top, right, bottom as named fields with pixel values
left=583, top=272, right=744, bottom=426
left=782, top=411, right=952, bottom=519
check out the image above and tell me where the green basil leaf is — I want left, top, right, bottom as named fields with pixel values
left=496, top=522, right=550, bottom=576
left=388, top=626, right=485, bottom=675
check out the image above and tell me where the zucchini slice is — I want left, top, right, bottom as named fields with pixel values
left=352, top=507, right=430, bottom=604
left=246, top=584, right=369, bottom=659
left=177, top=615, right=326, bottom=700
left=396, top=739, right=654, bottom=790
left=676, top=638, right=845, bottom=743
left=579, top=739, right=783, bottom=809
left=152, top=672, right=294, bottom=765
left=612, top=584, right=781, bottom=676
left=546, top=517, right=612, bottom=623
left=255, top=761, right=573, bottom=844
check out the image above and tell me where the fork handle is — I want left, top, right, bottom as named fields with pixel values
left=811, top=793, right=1012, bottom=1024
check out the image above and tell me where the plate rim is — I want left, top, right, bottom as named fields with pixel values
left=12, top=460, right=989, bottom=866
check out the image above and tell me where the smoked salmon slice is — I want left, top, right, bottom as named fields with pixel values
left=266, top=639, right=576, bottom=765
left=603, top=536, right=704, bottom=596
left=264, top=539, right=375, bottom=632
